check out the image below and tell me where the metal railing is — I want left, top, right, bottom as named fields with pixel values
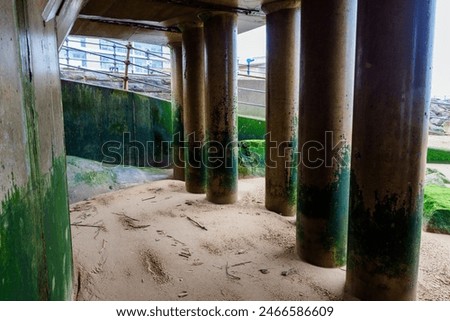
left=238, top=63, right=266, bottom=79
left=237, top=62, right=266, bottom=118
left=59, top=37, right=171, bottom=93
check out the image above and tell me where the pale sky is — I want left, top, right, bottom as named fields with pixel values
left=238, top=0, right=450, bottom=98
left=432, top=0, right=450, bottom=98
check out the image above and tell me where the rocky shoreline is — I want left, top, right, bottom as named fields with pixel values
left=430, top=98, right=450, bottom=135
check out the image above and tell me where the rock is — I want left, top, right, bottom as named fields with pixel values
left=281, top=268, right=296, bottom=276
left=425, top=168, right=450, bottom=187
left=429, top=99, right=450, bottom=135
left=430, top=118, right=444, bottom=126
left=178, top=291, right=188, bottom=298
left=444, top=121, right=450, bottom=135
left=429, top=124, right=446, bottom=135
left=66, top=155, right=170, bottom=204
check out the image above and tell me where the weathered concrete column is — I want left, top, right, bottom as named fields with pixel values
left=0, top=0, right=72, bottom=300
left=55, top=0, right=87, bottom=49
left=297, top=0, right=357, bottom=267
left=179, top=22, right=206, bottom=193
left=263, top=0, right=300, bottom=217
left=169, top=42, right=185, bottom=181
left=346, top=0, right=436, bottom=300
left=201, top=12, right=239, bottom=204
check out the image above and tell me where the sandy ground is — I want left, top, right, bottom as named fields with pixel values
left=70, top=178, right=450, bottom=301
left=428, top=134, right=450, bottom=150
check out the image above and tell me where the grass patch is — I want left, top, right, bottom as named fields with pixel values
left=74, top=171, right=115, bottom=186
left=427, top=148, right=450, bottom=164
left=423, top=185, right=450, bottom=234
left=238, top=140, right=265, bottom=177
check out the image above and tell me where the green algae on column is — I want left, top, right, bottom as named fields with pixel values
left=0, top=157, right=73, bottom=300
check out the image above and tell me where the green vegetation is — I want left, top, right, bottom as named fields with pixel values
left=423, top=185, right=450, bottom=234
left=238, top=140, right=265, bottom=177
left=238, top=116, right=266, bottom=140
left=74, top=171, right=115, bottom=186
left=427, top=148, right=450, bottom=164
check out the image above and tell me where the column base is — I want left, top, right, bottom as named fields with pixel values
left=207, top=190, right=237, bottom=204
left=297, top=216, right=346, bottom=268
left=345, top=270, right=417, bottom=300
left=266, top=200, right=296, bottom=217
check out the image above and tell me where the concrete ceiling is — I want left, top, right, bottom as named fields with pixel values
left=69, top=0, right=269, bottom=45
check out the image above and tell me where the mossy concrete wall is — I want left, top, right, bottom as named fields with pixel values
left=0, top=0, right=72, bottom=300
left=238, top=116, right=266, bottom=140
left=62, top=81, right=266, bottom=166
left=62, top=80, right=173, bottom=167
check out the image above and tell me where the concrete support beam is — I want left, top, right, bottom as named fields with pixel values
left=169, top=42, right=185, bottom=181
left=263, top=0, right=300, bottom=217
left=297, top=0, right=357, bottom=267
left=346, top=0, right=436, bottom=300
left=70, top=18, right=182, bottom=45
left=0, top=0, right=72, bottom=300
left=38, top=0, right=63, bottom=22
left=56, top=0, right=88, bottom=50
left=202, top=12, right=239, bottom=204
left=180, top=21, right=206, bottom=193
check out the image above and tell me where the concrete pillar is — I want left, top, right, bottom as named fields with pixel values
left=346, top=0, right=436, bottom=300
left=55, top=0, right=87, bottom=49
left=169, top=42, right=185, bottom=181
left=201, top=12, right=239, bottom=204
left=179, top=22, right=206, bottom=193
left=0, top=0, right=72, bottom=300
left=263, top=0, right=300, bottom=217
left=297, top=0, right=357, bottom=267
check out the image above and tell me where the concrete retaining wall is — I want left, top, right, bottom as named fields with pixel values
left=62, top=80, right=267, bottom=166
left=62, top=80, right=172, bottom=167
